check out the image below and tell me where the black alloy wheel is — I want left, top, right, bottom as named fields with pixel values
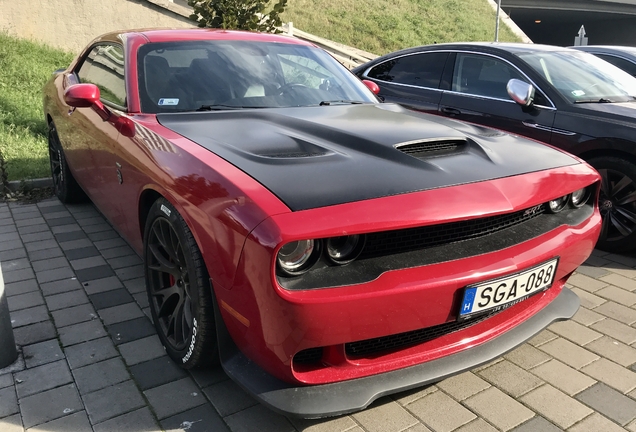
left=144, top=198, right=218, bottom=368
left=48, top=122, right=85, bottom=203
left=591, top=157, right=636, bottom=253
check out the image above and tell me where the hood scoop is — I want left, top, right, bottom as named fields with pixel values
left=395, top=138, right=468, bottom=159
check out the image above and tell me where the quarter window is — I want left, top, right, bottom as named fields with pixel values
left=77, top=45, right=126, bottom=107
left=451, top=53, right=524, bottom=100
left=367, top=52, right=448, bottom=88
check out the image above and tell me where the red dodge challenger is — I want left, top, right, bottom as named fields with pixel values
left=43, top=29, right=601, bottom=418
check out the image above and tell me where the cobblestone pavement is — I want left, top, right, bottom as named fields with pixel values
left=1, top=197, right=636, bottom=432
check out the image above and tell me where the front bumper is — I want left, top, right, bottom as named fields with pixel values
left=216, top=287, right=579, bottom=418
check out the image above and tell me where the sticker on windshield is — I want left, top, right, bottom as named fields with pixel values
left=158, top=98, right=179, bottom=106
left=571, top=90, right=586, bottom=97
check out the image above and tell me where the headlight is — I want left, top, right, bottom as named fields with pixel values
left=570, top=187, right=590, bottom=208
left=326, top=235, right=366, bottom=265
left=547, top=195, right=569, bottom=213
left=277, top=240, right=320, bottom=276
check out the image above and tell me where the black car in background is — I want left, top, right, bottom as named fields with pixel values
left=353, top=43, right=636, bottom=253
left=571, top=45, right=636, bottom=77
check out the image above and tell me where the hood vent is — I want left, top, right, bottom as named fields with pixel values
left=260, top=151, right=328, bottom=158
left=396, top=138, right=467, bottom=159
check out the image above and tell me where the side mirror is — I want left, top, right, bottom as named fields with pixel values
left=362, top=79, right=381, bottom=95
left=64, top=83, right=111, bottom=121
left=507, top=79, right=535, bottom=107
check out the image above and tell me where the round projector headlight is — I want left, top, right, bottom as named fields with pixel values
left=326, top=235, right=365, bottom=265
left=548, top=195, right=569, bottom=213
left=570, top=187, right=590, bottom=208
left=277, top=240, right=319, bottom=276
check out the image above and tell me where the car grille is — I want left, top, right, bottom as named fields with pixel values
left=396, top=139, right=467, bottom=158
left=360, top=204, right=545, bottom=258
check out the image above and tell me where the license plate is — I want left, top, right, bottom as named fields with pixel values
left=459, top=258, right=559, bottom=320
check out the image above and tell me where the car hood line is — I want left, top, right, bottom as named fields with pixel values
left=158, top=104, right=579, bottom=211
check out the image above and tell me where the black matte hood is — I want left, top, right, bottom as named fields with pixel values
left=158, top=103, right=579, bottom=211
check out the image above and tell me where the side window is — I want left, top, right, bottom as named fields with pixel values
left=367, top=52, right=448, bottom=88
left=595, top=54, right=636, bottom=78
left=77, top=45, right=126, bottom=107
left=451, top=53, right=524, bottom=100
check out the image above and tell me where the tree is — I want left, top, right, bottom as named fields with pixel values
left=188, top=0, right=288, bottom=33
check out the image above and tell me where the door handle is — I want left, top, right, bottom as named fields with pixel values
left=441, top=107, right=461, bottom=116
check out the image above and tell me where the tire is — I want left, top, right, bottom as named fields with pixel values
left=589, top=156, right=636, bottom=253
left=48, top=122, right=86, bottom=203
left=143, top=198, right=218, bottom=368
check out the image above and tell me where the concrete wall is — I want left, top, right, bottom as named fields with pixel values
left=0, top=0, right=194, bottom=53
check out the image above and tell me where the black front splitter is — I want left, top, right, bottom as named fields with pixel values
left=214, top=287, right=579, bottom=419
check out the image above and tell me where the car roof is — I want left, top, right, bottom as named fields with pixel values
left=570, top=45, right=636, bottom=58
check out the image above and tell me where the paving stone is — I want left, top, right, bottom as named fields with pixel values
left=108, top=254, right=143, bottom=270
left=25, top=239, right=59, bottom=253
left=224, top=404, right=295, bottom=432
left=435, top=372, right=490, bottom=401
left=133, top=291, right=149, bottom=309
left=59, top=319, right=107, bottom=347
left=59, top=238, right=94, bottom=252
left=351, top=398, right=419, bottom=432
left=119, top=334, right=165, bottom=365
left=594, top=301, right=636, bottom=325
left=575, top=383, right=636, bottom=426
left=94, top=237, right=127, bottom=251
left=64, top=246, right=101, bottom=260
left=107, top=316, right=156, bottom=345
left=51, top=224, right=82, bottom=234
left=73, top=357, right=130, bottom=395
left=89, top=288, right=134, bottom=310
left=87, top=229, right=120, bottom=242
left=0, top=373, right=13, bottom=389
left=98, top=302, right=144, bottom=325
left=21, top=231, right=54, bottom=244
left=65, top=337, right=118, bottom=369
left=22, top=339, right=65, bottom=368
left=52, top=303, right=98, bottom=328
left=42, top=210, right=72, bottom=220
left=10, top=305, right=49, bottom=328
left=570, top=288, right=607, bottom=309
left=77, top=216, right=106, bottom=227
left=3, top=268, right=35, bottom=284
left=575, top=264, right=611, bottom=279
left=629, top=420, right=636, bottom=432
left=548, top=320, right=603, bottom=345
left=581, top=358, right=636, bottom=393
left=81, top=275, right=124, bottom=295
left=569, top=413, right=626, bottom=432
left=19, top=384, right=83, bottom=429
left=46, top=217, right=76, bottom=227
left=392, top=385, right=439, bottom=407
left=101, top=245, right=136, bottom=260
left=0, top=247, right=27, bottom=262
left=38, top=203, right=66, bottom=212
left=15, top=217, right=46, bottom=228
left=161, top=404, right=229, bottom=432
left=129, top=355, right=188, bottom=390
left=600, top=273, right=636, bottom=291
left=123, top=277, right=147, bottom=294
left=478, top=360, right=543, bottom=397
left=3, top=279, right=39, bottom=297
left=0, top=256, right=29, bottom=272
left=595, top=285, right=636, bottom=307
left=7, top=291, right=44, bottom=312
left=13, top=320, right=56, bottom=346
left=591, top=318, right=636, bottom=345
left=94, top=407, right=160, bottom=432
left=603, top=253, right=636, bottom=268
left=83, top=223, right=114, bottom=234
left=115, top=265, right=144, bottom=281
left=75, top=265, right=114, bottom=283
left=45, top=289, right=90, bottom=312
left=538, top=338, right=600, bottom=369
left=406, top=389, right=475, bottom=432
left=519, top=384, right=593, bottom=429
left=530, top=359, right=596, bottom=396
left=585, top=336, right=636, bottom=367
left=190, top=367, right=228, bottom=388
left=0, top=240, right=25, bottom=253
left=39, top=278, right=83, bottom=296
left=510, top=416, right=561, bottom=432
left=453, top=418, right=497, bottom=432
left=463, top=387, right=534, bottom=431
left=28, top=247, right=64, bottom=261
left=202, top=378, right=257, bottom=417
left=27, top=410, right=92, bottom=432
left=144, top=377, right=206, bottom=419
left=54, top=230, right=88, bottom=243
left=14, top=359, right=73, bottom=398
left=503, top=344, right=551, bottom=370
left=0, top=386, right=18, bottom=418
left=17, top=224, right=49, bottom=235
left=69, top=255, right=107, bottom=271
left=0, top=414, right=22, bottom=432
left=568, top=273, right=608, bottom=292
left=607, top=264, right=636, bottom=280
left=31, top=256, right=69, bottom=273
left=36, top=266, right=76, bottom=286
left=83, top=380, right=146, bottom=424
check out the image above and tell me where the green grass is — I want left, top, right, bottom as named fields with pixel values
left=0, top=34, right=74, bottom=181
left=282, top=0, right=521, bottom=55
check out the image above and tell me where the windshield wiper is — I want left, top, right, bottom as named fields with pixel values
left=318, top=100, right=365, bottom=106
left=196, top=104, right=270, bottom=111
left=574, top=98, right=614, bottom=104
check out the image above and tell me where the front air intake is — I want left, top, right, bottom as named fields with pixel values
left=396, top=139, right=467, bottom=159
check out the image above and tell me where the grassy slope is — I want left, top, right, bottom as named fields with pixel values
left=0, top=34, right=74, bottom=181
left=282, top=0, right=521, bottom=55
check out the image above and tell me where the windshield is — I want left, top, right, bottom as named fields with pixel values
left=516, top=50, right=636, bottom=103
left=137, top=40, right=376, bottom=113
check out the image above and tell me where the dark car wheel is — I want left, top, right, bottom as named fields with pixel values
left=48, top=122, right=86, bottom=203
left=590, top=156, right=636, bottom=253
left=143, top=198, right=218, bottom=368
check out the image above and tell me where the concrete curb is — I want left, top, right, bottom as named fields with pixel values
left=487, top=0, right=533, bottom=43
left=6, top=177, right=53, bottom=192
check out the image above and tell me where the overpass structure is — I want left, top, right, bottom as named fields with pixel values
left=502, top=0, right=636, bottom=46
